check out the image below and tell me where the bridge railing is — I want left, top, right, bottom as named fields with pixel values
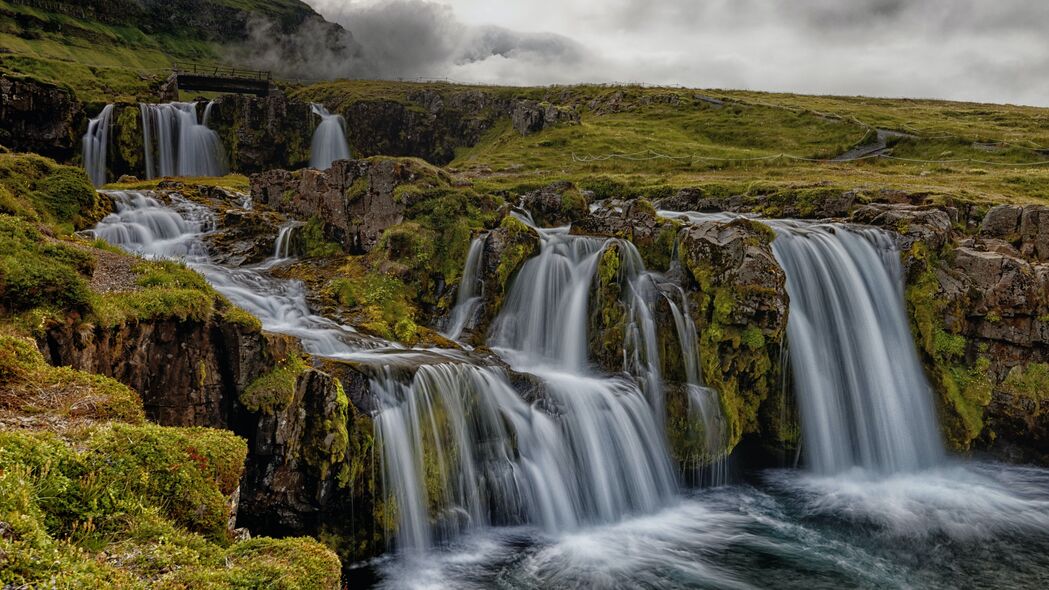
left=173, top=63, right=272, bottom=82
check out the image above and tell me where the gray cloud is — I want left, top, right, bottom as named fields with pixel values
left=288, top=0, right=1049, bottom=106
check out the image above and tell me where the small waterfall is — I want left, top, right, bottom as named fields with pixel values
left=91, top=191, right=361, bottom=355
left=309, top=103, right=350, bottom=170
left=770, top=221, right=944, bottom=475
left=490, top=229, right=679, bottom=504
left=83, top=105, right=115, bottom=187
left=90, top=190, right=211, bottom=260
left=664, top=284, right=728, bottom=485
left=442, top=234, right=486, bottom=340
left=140, top=102, right=228, bottom=178
left=273, top=221, right=303, bottom=261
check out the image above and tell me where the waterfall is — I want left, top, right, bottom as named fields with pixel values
left=770, top=221, right=944, bottom=475
left=442, top=234, right=486, bottom=340
left=140, top=102, right=228, bottom=178
left=310, top=103, right=350, bottom=170
left=91, top=195, right=723, bottom=559
left=664, top=283, right=728, bottom=485
left=273, top=221, right=303, bottom=261
left=489, top=229, right=679, bottom=505
left=91, top=191, right=363, bottom=356
left=83, top=105, right=115, bottom=187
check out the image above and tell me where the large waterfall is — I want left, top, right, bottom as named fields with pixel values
left=770, top=221, right=944, bottom=474
left=140, top=102, right=228, bottom=179
left=87, top=195, right=1049, bottom=588
left=310, top=104, right=350, bottom=170
left=83, top=105, right=115, bottom=187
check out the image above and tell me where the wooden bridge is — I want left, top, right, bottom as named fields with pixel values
left=171, top=63, right=272, bottom=97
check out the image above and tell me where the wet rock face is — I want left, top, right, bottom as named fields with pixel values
left=205, top=207, right=286, bottom=267
left=0, top=75, right=82, bottom=160
left=39, top=317, right=273, bottom=427
left=209, top=91, right=313, bottom=174
left=676, top=216, right=789, bottom=452
left=250, top=158, right=415, bottom=253
left=237, top=358, right=383, bottom=564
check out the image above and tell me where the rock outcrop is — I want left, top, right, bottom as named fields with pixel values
left=209, top=91, right=313, bottom=174
left=251, top=158, right=450, bottom=253
left=39, top=314, right=274, bottom=427
left=236, top=356, right=383, bottom=565
left=510, top=99, right=580, bottom=136
left=518, top=180, right=589, bottom=227
left=0, top=74, right=83, bottom=160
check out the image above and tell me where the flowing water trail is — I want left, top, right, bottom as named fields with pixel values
left=310, top=103, right=351, bottom=170
left=83, top=105, right=115, bottom=187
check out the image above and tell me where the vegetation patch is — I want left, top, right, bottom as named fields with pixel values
left=241, top=352, right=308, bottom=415
left=905, top=243, right=994, bottom=450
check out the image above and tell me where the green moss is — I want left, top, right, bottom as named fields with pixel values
left=302, top=217, right=344, bottom=258
left=0, top=153, right=105, bottom=232
left=85, top=423, right=247, bottom=540
left=0, top=215, right=94, bottom=313
left=494, top=215, right=538, bottom=291
left=156, top=536, right=342, bottom=590
left=0, top=427, right=338, bottom=589
left=905, top=245, right=993, bottom=450
left=329, top=257, right=419, bottom=343
left=241, top=353, right=307, bottom=415
left=89, top=259, right=226, bottom=327
left=590, top=244, right=627, bottom=368
left=221, top=304, right=263, bottom=332
left=683, top=234, right=784, bottom=455
left=1000, top=363, right=1049, bottom=401
left=302, top=379, right=350, bottom=482
left=115, top=104, right=144, bottom=174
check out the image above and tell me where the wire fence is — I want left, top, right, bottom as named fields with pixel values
left=570, top=149, right=1049, bottom=167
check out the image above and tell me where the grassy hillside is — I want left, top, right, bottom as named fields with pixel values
left=292, top=80, right=1049, bottom=206
left=0, top=0, right=322, bottom=102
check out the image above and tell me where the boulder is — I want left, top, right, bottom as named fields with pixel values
left=980, top=204, right=1023, bottom=238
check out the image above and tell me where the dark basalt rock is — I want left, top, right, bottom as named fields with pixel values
left=510, top=99, right=580, bottom=136
left=251, top=158, right=423, bottom=253
left=519, top=180, right=589, bottom=227
left=0, top=74, right=83, bottom=160
left=39, top=315, right=276, bottom=428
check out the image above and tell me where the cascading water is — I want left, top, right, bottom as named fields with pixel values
left=310, top=103, right=351, bottom=170
left=91, top=190, right=364, bottom=355
left=488, top=228, right=680, bottom=502
left=86, top=194, right=1049, bottom=588
left=83, top=105, right=115, bottom=187
left=441, top=234, right=486, bottom=340
left=663, top=282, right=728, bottom=485
left=140, top=102, right=229, bottom=178
left=769, top=221, right=944, bottom=475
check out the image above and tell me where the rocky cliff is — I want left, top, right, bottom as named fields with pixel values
left=660, top=188, right=1049, bottom=465
left=0, top=74, right=83, bottom=160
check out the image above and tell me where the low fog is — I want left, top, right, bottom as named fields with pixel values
left=274, top=0, right=1049, bottom=106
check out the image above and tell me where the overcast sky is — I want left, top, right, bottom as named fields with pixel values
left=301, top=0, right=1049, bottom=106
